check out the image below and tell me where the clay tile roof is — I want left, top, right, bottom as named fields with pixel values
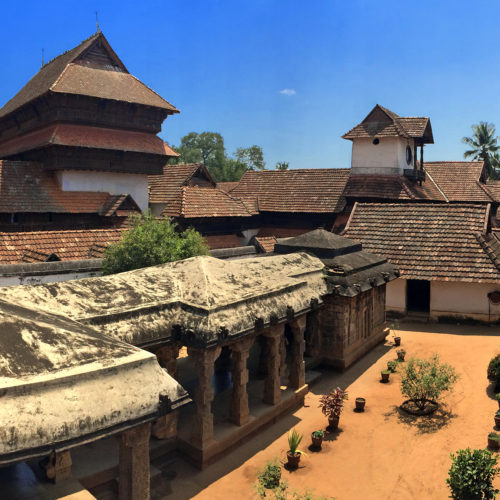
left=217, top=181, right=239, bottom=193
left=230, top=169, right=350, bottom=213
left=485, top=180, right=500, bottom=202
left=0, top=160, right=140, bottom=214
left=0, top=124, right=179, bottom=158
left=254, top=236, right=277, bottom=253
left=342, top=174, right=446, bottom=201
left=344, top=202, right=500, bottom=282
left=256, top=227, right=314, bottom=238
left=424, top=162, right=492, bottom=202
left=342, top=105, right=433, bottom=143
left=0, top=32, right=178, bottom=119
left=148, top=163, right=214, bottom=210
left=204, top=234, right=242, bottom=250
left=165, top=186, right=254, bottom=218
left=0, top=227, right=125, bottom=264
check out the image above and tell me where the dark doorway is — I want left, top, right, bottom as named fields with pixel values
left=406, top=279, right=430, bottom=313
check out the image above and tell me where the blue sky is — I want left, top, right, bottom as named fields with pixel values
left=1, top=0, right=500, bottom=169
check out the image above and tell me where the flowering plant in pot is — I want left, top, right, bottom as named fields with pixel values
left=286, top=429, right=306, bottom=468
left=311, top=430, right=324, bottom=448
left=319, top=387, right=348, bottom=429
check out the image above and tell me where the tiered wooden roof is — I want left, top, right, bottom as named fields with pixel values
left=344, top=203, right=500, bottom=282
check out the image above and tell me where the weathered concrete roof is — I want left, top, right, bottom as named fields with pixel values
left=0, top=253, right=327, bottom=348
left=0, top=299, right=189, bottom=464
left=274, top=229, right=399, bottom=296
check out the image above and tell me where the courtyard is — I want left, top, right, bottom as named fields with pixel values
left=165, top=322, right=500, bottom=499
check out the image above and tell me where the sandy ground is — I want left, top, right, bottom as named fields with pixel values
left=168, top=323, right=500, bottom=500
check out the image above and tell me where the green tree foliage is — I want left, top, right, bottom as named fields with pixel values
left=400, top=354, right=458, bottom=411
left=102, top=212, right=209, bottom=275
left=447, top=448, right=499, bottom=499
left=171, top=132, right=265, bottom=182
left=235, top=145, right=266, bottom=170
left=462, top=122, right=500, bottom=179
left=275, top=162, right=289, bottom=170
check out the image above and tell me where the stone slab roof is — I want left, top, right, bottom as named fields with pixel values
left=0, top=227, right=125, bottom=264
left=424, top=161, right=492, bottom=202
left=0, top=124, right=178, bottom=158
left=0, top=253, right=328, bottom=348
left=342, top=174, right=446, bottom=201
left=0, top=161, right=141, bottom=215
left=342, top=105, right=434, bottom=143
left=344, top=202, right=500, bottom=282
left=230, top=169, right=350, bottom=213
left=0, top=33, right=178, bottom=119
left=0, top=299, right=188, bottom=464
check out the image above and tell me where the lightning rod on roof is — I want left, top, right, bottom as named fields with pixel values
left=96, top=11, right=101, bottom=33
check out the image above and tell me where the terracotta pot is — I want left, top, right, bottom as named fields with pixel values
left=328, top=416, right=339, bottom=429
left=355, top=397, right=366, bottom=411
left=495, top=415, right=500, bottom=428
left=311, top=434, right=323, bottom=448
left=381, top=371, right=390, bottom=383
left=397, top=352, right=406, bottom=362
left=394, top=337, right=401, bottom=346
left=489, top=437, right=500, bottom=450
left=286, top=451, right=301, bottom=468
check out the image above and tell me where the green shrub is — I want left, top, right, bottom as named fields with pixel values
left=312, top=430, right=324, bottom=438
left=488, top=355, right=500, bottom=389
left=447, top=448, right=499, bottom=499
left=257, top=459, right=282, bottom=489
left=102, top=212, right=209, bottom=275
left=400, top=354, right=459, bottom=411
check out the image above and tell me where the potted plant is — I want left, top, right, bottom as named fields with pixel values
left=495, top=411, right=500, bottom=428
left=390, top=320, right=401, bottom=346
left=488, top=432, right=500, bottom=451
left=381, top=370, right=391, bottom=383
left=311, top=430, right=324, bottom=448
left=397, top=349, right=406, bottom=362
left=355, top=397, right=366, bottom=411
left=496, top=393, right=500, bottom=409
left=387, top=360, right=398, bottom=373
left=286, top=429, right=306, bottom=468
left=319, top=387, right=348, bottom=429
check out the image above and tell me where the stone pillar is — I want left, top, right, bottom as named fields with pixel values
left=188, top=345, right=221, bottom=448
left=289, top=316, right=306, bottom=389
left=262, top=325, right=284, bottom=405
left=229, top=336, right=255, bottom=425
left=306, top=311, right=321, bottom=358
left=279, top=335, right=287, bottom=380
left=152, top=344, right=180, bottom=440
left=119, top=423, right=151, bottom=500
left=42, top=450, right=72, bottom=483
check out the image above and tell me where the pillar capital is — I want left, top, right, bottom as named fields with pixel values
left=262, top=323, right=285, bottom=339
left=289, top=314, right=307, bottom=334
left=229, top=335, right=255, bottom=353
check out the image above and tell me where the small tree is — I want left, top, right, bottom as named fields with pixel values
left=400, top=354, right=458, bottom=412
left=102, top=212, right=209, bottom=275
left=447, top=448, right=499, bottom=499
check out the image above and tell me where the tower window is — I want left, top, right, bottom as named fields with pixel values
left=406, top=145, right=413, bottom=165
left=372, top=138, right=379, bottom=145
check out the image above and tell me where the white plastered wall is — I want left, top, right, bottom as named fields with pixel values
left=430, top=281, right=500, bottom=321
left=386, top=278, right=406, bottom=313
left=58, top=170, right=149, bottom=211
left=351, top=137, right=415, bottom=175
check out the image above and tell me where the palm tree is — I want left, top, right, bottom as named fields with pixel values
left=462, top=122, right=500, bottom=179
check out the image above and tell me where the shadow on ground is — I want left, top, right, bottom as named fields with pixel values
left=383, top=404, right=457, bottom=434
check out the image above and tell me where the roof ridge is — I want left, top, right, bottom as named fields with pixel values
left=424, top=169, right=449, bottom=202
left=476, top=233, right=500, bottom=272
left=41, top=32, right=100, bottom=69
left=128, top=73, right=179, bottom=113
left=476, top=181, right=496, bottom=201
left=400, top=179, right=416, bottom=199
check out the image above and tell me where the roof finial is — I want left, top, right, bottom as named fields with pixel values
left=95, top=11, right=100, bottom=33
left=41, top=48, right=44, bottom=68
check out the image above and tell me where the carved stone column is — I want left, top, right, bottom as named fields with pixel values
left=188, top=345, right=221, bottom=448
left=279, top=335, right=287, bottom=380
left=230, top=336, right=255, bottom=425
left=289, top=316, right=307, bottom=389
left=152, top=344, right=181, bottom=440
left=119, top=423, right=151, bottom=500
left=262, top=325, right=284, bottom=405
left=305, top=311, right=321, bottom=358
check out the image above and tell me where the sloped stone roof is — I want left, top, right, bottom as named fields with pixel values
left=0, top=299, right=188, bottom=464
left=0, top=253, right=328, bottom=348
